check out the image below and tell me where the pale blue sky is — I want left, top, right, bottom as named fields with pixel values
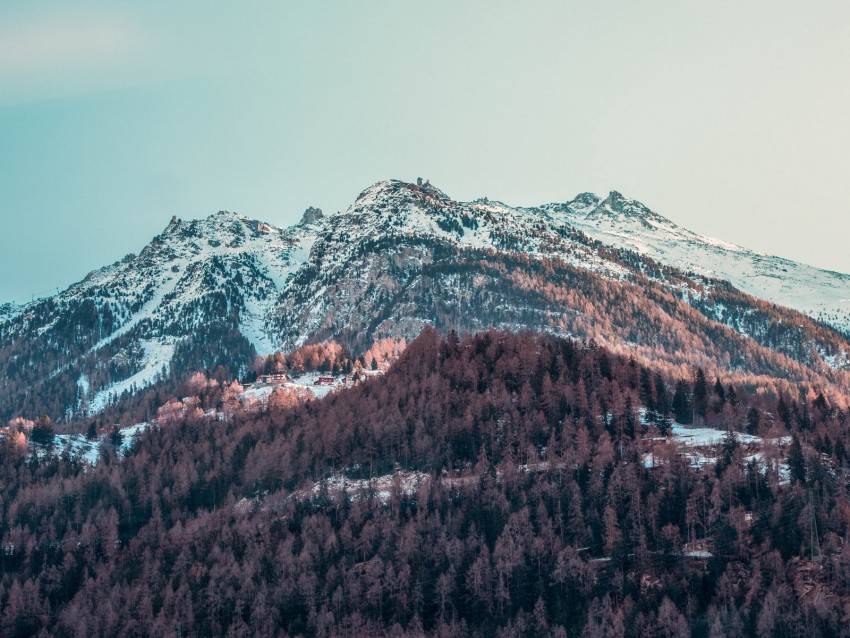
left=1, top=1, right=849, bottom=301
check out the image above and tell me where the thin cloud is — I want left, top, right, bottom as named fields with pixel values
left=0, top=9, right=154, bottom=104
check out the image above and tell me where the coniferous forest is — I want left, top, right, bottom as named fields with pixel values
left=2, top=328, right=850, bottom=636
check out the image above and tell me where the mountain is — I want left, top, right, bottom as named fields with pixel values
left=2, top=179, right=850, bottom=422
left=546, top=190, right=850, bottom=334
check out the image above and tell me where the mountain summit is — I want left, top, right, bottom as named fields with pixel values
left=2, top=178, right=849, bottom=421
left=582, top=191, right=676, bottom=227
left=550, top=193, right=850, bottom=333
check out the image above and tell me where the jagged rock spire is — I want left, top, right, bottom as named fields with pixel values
left=300, top=207, right=324, bottom=225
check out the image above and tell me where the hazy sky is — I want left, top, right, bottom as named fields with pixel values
left=1, top=1, right=849, bottom=302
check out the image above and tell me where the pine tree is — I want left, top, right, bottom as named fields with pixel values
left=716, top=428, right=738, bottom=475
left=778, top=396, right=792, bottom=428
left=692, top=368, right=708, bottom=422
left=639, top=368, right=656, bottom=420
left=713, top=378, right=726, bottom=403
left=746, top=406, right=760, bottom=435
left=654, top=373, right=670, bottom=417
left=30, top=415, right=54, bottom=445
left=788, top=435, right=806, bottom=484
left=672, top=381, right=692, bottom=424
left=447, top=329, right=460, bottom=352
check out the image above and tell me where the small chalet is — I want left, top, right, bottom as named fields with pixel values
left=314, top=377, right=336, bottom=387
left=255, top=373, right=290, bottom=385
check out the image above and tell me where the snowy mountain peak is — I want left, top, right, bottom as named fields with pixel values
left=588, top=191, right=674, bottom=227
left=354, top=179, right=409, bottom=203
left=154, top=210, right=287, bottom=247
left=193, top=210, right=256, bottom=233
left=3, top=177, right=850, bottom=423
left=352, top=179, right=452, bottom=212
left=300, top=207, right=325, bottom=225
left=565, top=192, right=602, bottom=215
left=163, top=215, right=181, bottom=234
left=560, top=193, right=850, bottom=335
left=206, top=209, right=251, bottom=223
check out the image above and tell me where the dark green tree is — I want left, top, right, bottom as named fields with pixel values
left=692, top=368, right=708, bottom=421
left=788, top=435, right=806, bottom=484
left=30, top=415, right=55, bottom=445
left=746, top=406, right=760, bottom=435
left=716, top=428, right=739, bottom=476
left=672, top=380, right=692, bottom=424
left=109, top=425, right=124, bottom=449
left=714, top=378, right=726, bottom=402
left=778, top=396, right=792, bottom=428
left=654, top=372, right=670, bottom=416
left=639, top=368, right=656, bottom=415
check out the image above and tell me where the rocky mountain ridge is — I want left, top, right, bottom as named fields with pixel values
left=1, top=178, right=849, bottom=421
left=548, top=191, right=850, bottom=333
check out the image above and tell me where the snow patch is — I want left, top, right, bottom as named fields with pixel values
left=88, top=339, right=177, bottom=414
left=30, top=421, right=151, bottom=465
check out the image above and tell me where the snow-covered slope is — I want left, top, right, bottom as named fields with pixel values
left=2, top=179, right=850, bottom=421
left=0, top=210, right=324, bottom=419
left=545, top=191, right=850, bottom=335
left=0, top=302, right=21, bottom=324
left=71, top=210, right=318, bottom=355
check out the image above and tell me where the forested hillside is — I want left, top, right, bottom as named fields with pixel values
left=2, top=329, right=848, bottom=636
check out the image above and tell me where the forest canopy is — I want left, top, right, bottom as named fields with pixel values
left=1, top=328, right=848, bottom=636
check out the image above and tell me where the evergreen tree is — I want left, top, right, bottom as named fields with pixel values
left=778, top=396, right=792, bottom=428
left=657, top=412, right=673, bottom=436
left=788, top=435, right=806, bottom=484
left=746, top=406, right=760, bottom=435
left=654, top=373, right=670, bottom=417
left=639, top=368, right=656, bottom=418
left=447, top=329, right=460, bottom=352
left=30, top=415, right=54, bottom=445
left=672, top=380, right=692, bottom=424
left=109, top=425, right=124, bottom=449
left=716, top=428, right=738, bottom=475
left=713, top=377, right=726, bottom=403
left=692, top=368, right=708, bottom=422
